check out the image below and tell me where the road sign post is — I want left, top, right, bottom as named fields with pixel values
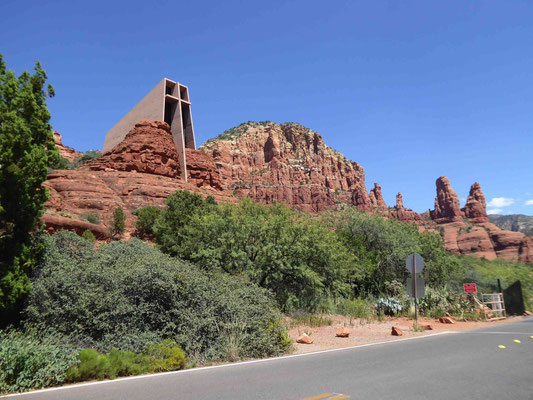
left=406, top=253, right=425, bottom=323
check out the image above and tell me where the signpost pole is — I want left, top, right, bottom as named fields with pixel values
left=413, top=254, right=418, bottom=323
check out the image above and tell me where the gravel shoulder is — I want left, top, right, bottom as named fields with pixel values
left=287, top=314, right=525, bottom=354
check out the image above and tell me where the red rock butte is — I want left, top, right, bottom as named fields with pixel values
left=47, top=120, right=532, bottom=263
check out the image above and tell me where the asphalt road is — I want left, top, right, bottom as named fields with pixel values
left=6, top=317, right=533, bottom=400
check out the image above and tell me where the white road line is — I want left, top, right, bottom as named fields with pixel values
left=459, top=331, right=533, bottom=335
left=3, top=331, right=454, bottom=398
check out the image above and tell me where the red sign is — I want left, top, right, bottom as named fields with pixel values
left=463, top=283, right=477, bottom=293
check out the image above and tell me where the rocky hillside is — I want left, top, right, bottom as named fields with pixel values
left=201, top=122, right=373, bottom=212
left=489, top=214, right=533, bottom=237
left=44, top=120, right=532, bottom=263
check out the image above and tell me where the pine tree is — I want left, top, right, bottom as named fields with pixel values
left=111, top=207, right=126, bottom=236
left=0, top=54, right=59, bottom=320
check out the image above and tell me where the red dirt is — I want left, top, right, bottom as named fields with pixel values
left=287, top=315, right=524, bottom=354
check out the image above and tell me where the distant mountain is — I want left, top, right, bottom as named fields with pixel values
left=489, top=214, right=533, bottom=237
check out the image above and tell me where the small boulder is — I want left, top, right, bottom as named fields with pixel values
left=391, top=326, right=403, bottom=336
left=336, top=327, right=350, bottom=338
left=439, top=317, right=455, bottom=324
left=296, top=333, right=314, bottom=344
left=424, top=325, right=433, bottom=331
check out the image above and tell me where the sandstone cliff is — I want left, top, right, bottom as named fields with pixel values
left=200, top=122, right=371, bottom=212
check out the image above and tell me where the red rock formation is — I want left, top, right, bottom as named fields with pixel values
left=432, top=176, right=463, bottom=223
left=42, top=214, right=110, bottom=239
left=462, top=182, right=489, bottom=223
left=351, top=185, right=373, bottom=212
left=43, top=169, right=234, bottom=236
left=396, top=192, right=404, bottom=210
left=54, top=131, right=81, bottom=162
left=83, top=120, right=181, bottom=178
left=185, top=148, right=223, bottom=190
left=369, top=183, right=388, bottom=211
left=200, top=122, right=370, bottom=212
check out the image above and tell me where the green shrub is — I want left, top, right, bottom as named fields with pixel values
left=143, top=340, right=187, bottom=372
left=154, top=193, right=352, bottom=311
left=81, top=229, right=96, bottom=245
left=418, top=286, right=476, bottom=317
left=336, top=298, right=373, bottom=319
left=334, top=209, right=460, bottom=295
left=66, top=348, right=150, bottom=382
left=50, top=156, right=70, bottom=170
left=26, top=231, right=290, bottom=361
left=71, top=150, right=102, bottom=168
left=133, top=206, right=160, bottom=236
left=80, top=213, right=100, bottom=224
left=0, top=329, right=77, bottom=394
left=110, top=207, right=126, bottom=236
left=289, top=312, right=333, bottom=327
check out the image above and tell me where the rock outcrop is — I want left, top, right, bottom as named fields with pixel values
left=395, top=193, right=404, bottom=210
left=54, top=131, right=81, bottom=162
left=200, top=122, right=371, bottom=212
left=43, top=169, right=234, bottom=237
left=185, top=148, right=223, bottom=190
left=462, top=182, right=489, bottom=223
left=84, top=120, right=181, bottom=178
left=369, top=183, right=388, bottom=211
left=428, top=179, right=533, bottom=263
left=431, top=176, right=463, bottom=223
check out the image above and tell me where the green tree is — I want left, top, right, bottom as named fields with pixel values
left=110, top=207, right=126, bottom=236
left=153, top=190, right=210, bottom=254
left=155, top=195, right=352, bottom=311
left=0, top=54, right=59, bottom=319
left=132, top=206, right=160, bottom=236
left=335, top=209, right=458, bottom=295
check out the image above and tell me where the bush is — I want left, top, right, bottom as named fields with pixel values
left=335, top=209, right=459, bottom=296
left=336, top=298, right=373, bottom=320
left=0, top=329, right=77, bottom=394
left=80, top=213, right=100, bottom=224
left=81, top=230, right=96, bottom=245
left=110, top=207, right=126, bottom=236
left=65, top=343, right=185, bottom=382
left=154, top=194, right=352, bottom=311
left=418, top=286, right=476, bottom=318
left=71, top=150, right=102, bottom=168
left=375, top=297, right=402, bottom=316
left=25, top=231, right=290, bottom=361
left=144, top=340, right=187, bottom=372
left=133, top=206, right=160, bottom=236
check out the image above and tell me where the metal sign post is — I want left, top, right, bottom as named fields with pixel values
left=406, top=253, right=425, bottom=324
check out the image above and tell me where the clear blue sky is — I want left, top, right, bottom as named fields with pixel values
left=2, top=0, right=532, bottom=215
